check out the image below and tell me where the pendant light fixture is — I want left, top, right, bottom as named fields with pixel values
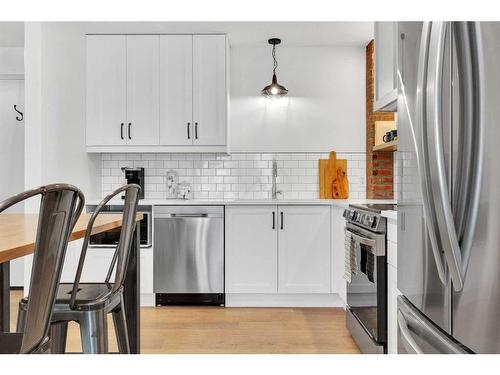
left=261, top=38, right=288, bottom=99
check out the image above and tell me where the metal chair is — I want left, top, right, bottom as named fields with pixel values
left=18, top=184, right=141, bottom=354
left=0, top=184, right=85, bottom=354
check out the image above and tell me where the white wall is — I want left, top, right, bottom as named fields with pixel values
left=24, top=22, right=101, bottom=200
left=0, top=47, right=24, bottom=76
left=25, top=23, right=366, bottom=183
left=0, top=48, right=25, bottom=287
left=230, top=46, right=365, bottom=152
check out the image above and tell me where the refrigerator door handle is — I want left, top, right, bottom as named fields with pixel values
left=397, top=310, right=424, bottom=354
left=450, top=22, right=485, bottom=290
left=429, top=22, right=485, bottom=292
left=426, top=21, right=466, bottom=290
left=410, top=21, right=447, bottom=284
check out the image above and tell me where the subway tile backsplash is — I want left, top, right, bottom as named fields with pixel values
left=101, top=153, right=367, bottom=200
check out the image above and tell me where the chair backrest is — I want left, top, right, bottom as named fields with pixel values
left=70, top=184, right=140, bottom=309
left=0, top=184, right=84, bottom=353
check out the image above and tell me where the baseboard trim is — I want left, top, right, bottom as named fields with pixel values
left=225, top=293, right=344, bottom=307
left=140, top=293, right=155, bottom=307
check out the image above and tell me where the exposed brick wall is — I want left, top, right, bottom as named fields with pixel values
left=366, top=40, right=395, bottom=199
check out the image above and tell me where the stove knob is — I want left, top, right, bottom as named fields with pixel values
left=371, top=217, right=378, bottom=228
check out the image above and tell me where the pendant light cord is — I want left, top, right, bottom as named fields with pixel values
left=272, top=43, right=278, bottom=75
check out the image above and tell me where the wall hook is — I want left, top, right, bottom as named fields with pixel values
left=14, top=105, right=24, bottom=122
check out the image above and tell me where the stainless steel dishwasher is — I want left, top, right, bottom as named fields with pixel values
left=154, top=206, right=224, bottom=306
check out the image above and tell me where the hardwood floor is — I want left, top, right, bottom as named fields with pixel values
left=9, top=290, right=360, bottom=354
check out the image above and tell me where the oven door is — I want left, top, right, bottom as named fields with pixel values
left=346, top=223, right=387, bottom=343
left=89, top=211, right=151, bottom=248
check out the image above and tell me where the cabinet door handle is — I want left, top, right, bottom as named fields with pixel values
left=272, top=211, right=276, bottom=230
left=280, top=212, right=284, bottom=230
left=128, top=123, right=132, bottom=140
left=120, top=123, right=124, bottom=140
left=195, top=122, right=198, bottom=139
left=187, top=122, right=191, bottom=139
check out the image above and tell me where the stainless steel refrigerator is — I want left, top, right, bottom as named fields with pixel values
left=397, top=21, right=500, bottom=354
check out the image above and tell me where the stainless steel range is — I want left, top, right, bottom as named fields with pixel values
left=344, top=203, right=395, bottom=354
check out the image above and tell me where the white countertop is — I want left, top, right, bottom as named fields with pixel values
left=86, top=198, right=396, bottom=209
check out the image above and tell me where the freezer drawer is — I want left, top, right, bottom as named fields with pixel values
left=397, top=296, right=468, bottom=354
left=154, top=206, right=224, bottom=294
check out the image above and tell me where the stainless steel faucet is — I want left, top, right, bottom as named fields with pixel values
left=272, top=159, right=282, bottom=199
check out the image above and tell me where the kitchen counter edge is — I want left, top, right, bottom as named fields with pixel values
left=86, top=198, right=396, bottom=209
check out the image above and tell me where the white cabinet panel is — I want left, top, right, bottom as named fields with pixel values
left=140, top=246, right=154, bottom=294
left=387, top=263, right=401, bottom=354
left=278, top=206, right=331, bottom=293
left=126, top=35, right=160, bottom=145
left=387, top=219, right=397, bottom=243
left=331, top=206, right=347, bottom=302
left=225, top=205, right=278, bottom=293
left=374, top=22, right=398, bottom=112
left=159, top=35, right=193, bottom=146
left=79, top=248, right=116, bottom=283
left=86, top=35, right=126, bottom=145
left=193, top=35, right=227, bottom=146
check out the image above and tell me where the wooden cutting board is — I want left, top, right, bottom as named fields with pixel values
left=319, top=152, right=349, bottom=199
left=319, top=159, right=330, bottom=198
left=332, top=158, right=349, bottom=199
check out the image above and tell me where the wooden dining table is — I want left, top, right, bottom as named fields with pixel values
left=0, top=212, right=142, bottom=353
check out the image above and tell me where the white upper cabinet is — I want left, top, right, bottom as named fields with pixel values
left=126, top=35, right=160, bottom=145
left=278, top=206, right=331, bottom=293
left=159, top=35, right=193, bottom=146
left=86, top=34, right=228, bottom=152
left=225, top=205, right=278, bottom=293
left=192, top=35, right=227, bottom=146
left=86, top=35, right=126, bottom=146
left=374, top=22, right=398, bottom=112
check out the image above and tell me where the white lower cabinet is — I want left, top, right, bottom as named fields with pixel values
left=278, top=206, right=331, bottom=293
left=225, top=205, right=332, bottom=300
left=225, top=205, right=278, bottom=293
left=386, top=217, right=400, bottom=354
left=331, top=206, right=347, bottom=302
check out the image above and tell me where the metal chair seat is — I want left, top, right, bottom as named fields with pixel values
left=55, top=283, right=118, bottom=310
left=20, top=283, right=121, bottom=312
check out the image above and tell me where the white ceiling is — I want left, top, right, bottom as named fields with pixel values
left=134, top=22, right=375, bottom=46
left=0, top=21, right=374, bottom=48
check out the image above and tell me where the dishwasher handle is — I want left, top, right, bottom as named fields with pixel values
left=170, top=213, right=208, bottom=218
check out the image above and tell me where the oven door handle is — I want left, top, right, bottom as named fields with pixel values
left=345, top=228, right=377, bottom=248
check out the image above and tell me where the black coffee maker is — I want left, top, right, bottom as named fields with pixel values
left=122, top=167, right=145, bottom=199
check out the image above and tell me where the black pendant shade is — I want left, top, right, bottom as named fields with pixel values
left=261, top=38, right=288, bottom=99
